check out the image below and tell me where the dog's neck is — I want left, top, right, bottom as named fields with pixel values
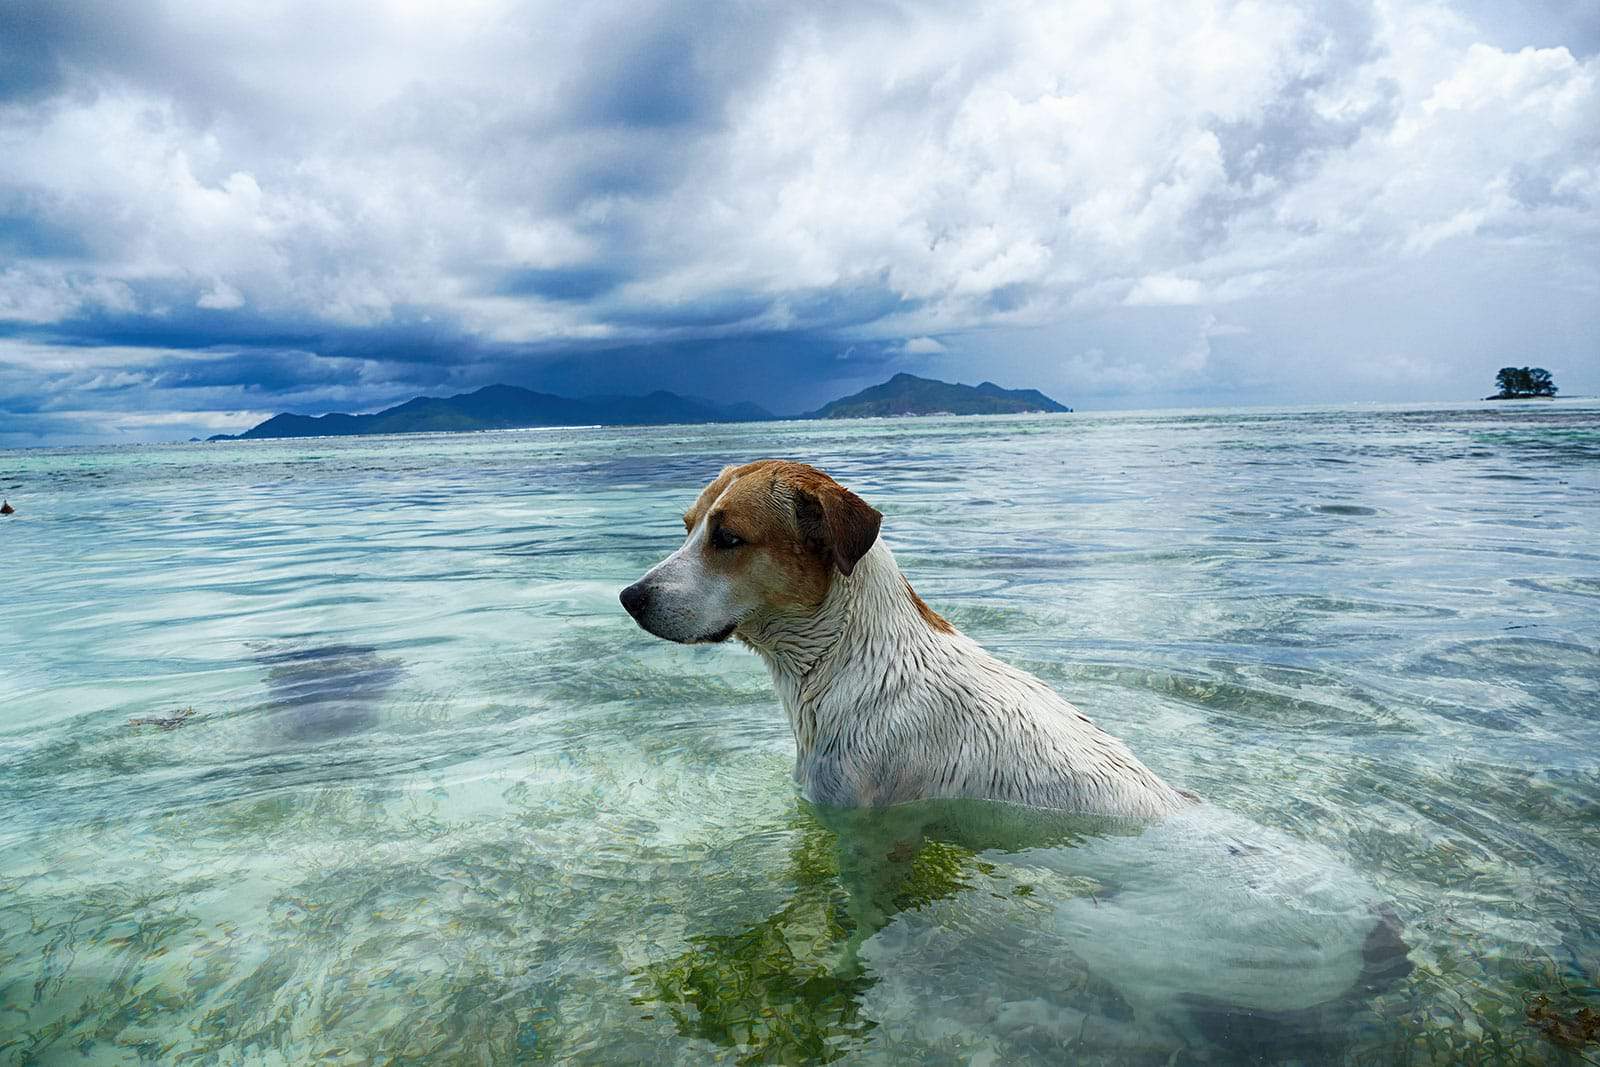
left=738, top=540, right=939, bottom=756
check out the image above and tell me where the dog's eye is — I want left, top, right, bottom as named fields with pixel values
left=711, top=527, right=744, bottom=550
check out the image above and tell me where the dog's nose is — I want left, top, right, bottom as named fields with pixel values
left=619, top=582, right=650, bottom=620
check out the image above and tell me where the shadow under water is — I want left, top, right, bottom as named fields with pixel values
left=249, top=642, right=404, bottom=742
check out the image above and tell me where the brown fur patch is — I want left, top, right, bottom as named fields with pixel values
left=903, top=577, right=956, bottom=634
left=694, top=461, right=833, bottom=612
left=682, top=460, right=884, bottom=615
left=682, top=463, right=745, bottom=531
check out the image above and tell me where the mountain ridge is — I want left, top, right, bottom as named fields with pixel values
left=807, top=372, right=1070, bottom=418
left=209, top=373, right=1069, bottom=440
left=212, top=384, right=771, bottom=440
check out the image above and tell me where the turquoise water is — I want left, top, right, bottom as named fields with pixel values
left=2, top=402, right=1598, bottom=1064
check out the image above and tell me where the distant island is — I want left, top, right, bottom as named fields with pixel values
left=807, top=372, right=1070, bottom=418
left=210, top=385, right=772, bottom=440
left=1487, top=366, right=1558, bottom=400
left=209, top=373, right=1070, bottom=440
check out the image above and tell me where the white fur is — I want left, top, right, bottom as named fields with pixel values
left=628, top=496, right=750, bottom=644
left=735, top=539, right=1192, bottom=817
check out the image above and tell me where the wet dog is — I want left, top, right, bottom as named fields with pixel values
left=620, top=460, right=1411, bottom=1035
left=620, top=459, right=1195, bottom=817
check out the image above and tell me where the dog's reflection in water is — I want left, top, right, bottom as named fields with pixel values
left=635, top=799, right=1409, bottom=1063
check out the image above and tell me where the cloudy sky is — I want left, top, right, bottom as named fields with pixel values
left=1, top=0, right=1596, bottom=444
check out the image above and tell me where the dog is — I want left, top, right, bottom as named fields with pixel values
left=620, top=460, right=1412, bottom=1040
left=620, top=459, right=1196, bottom=818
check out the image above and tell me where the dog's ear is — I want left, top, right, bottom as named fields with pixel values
left=795, top=480, right=882, bottom=577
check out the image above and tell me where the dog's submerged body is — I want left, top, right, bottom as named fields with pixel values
left=621, top=459, right=1193, bottom=818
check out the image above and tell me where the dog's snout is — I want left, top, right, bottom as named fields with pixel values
left=619, top=582, right=650, bottom=621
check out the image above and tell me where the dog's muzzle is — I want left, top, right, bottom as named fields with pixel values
left=619, top=579, right=736, bottom=643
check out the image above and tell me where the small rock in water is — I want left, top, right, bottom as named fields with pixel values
left=0, top=500, right=13, bottom=515
left=128, top=706, right=197, bottom=731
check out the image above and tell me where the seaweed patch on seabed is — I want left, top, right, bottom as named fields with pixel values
left=1527, top=993, right=1600, bottom=1051
left=628, top=809, right=1032, bottom=1065
left=127, top=706, right=197, bottom=730
left=247, top=642, right=404, bottom=741
left=630, top=805, right=1138, bottom=1064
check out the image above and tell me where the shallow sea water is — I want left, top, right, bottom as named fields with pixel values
left=1, top=401, right=1598, bottom=1064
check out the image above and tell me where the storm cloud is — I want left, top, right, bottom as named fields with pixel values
left=1, top=0, right=1595, bottom=443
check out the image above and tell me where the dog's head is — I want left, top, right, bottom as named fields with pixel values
left=620, top=460, right=882, bottom=643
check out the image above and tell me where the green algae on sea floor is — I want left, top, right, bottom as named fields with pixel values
left=630, top=813, right=1055, bottom=1065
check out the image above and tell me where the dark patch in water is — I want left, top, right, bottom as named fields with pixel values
left=1508, top=575, right=1600, bottom=600
left=1185, top=905, right=1411, bottom=1060
left=1418, top=636, right=1598, bottom=677
left=1359, top=905, right=1415, bottom=992
left=1314, top=503, right=1378, bottom=516
left=252, top=643, right=403, bottom=741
